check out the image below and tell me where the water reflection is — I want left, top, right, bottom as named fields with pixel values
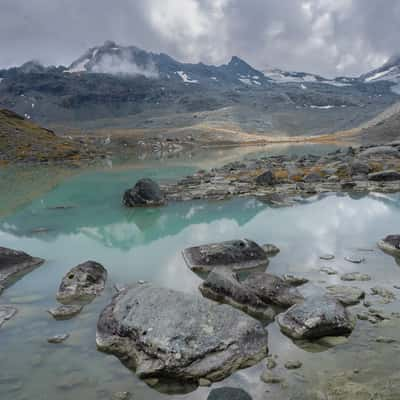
left=1, top=176, right=400, bottom=398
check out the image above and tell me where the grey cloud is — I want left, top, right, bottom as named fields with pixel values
left=1, top=0, right=399, bottom=77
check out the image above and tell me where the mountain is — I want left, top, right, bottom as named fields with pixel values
left=64, top=41, right=271, bottom=87
left=0, top=41, right=398, bottom=139
left=362, top=55, right=400, bottom=83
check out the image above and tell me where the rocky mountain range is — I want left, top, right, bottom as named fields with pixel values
left=0, top=41, right=399, bottom=138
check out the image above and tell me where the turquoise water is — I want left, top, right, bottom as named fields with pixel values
left=2, top=145, right=400, bottom=399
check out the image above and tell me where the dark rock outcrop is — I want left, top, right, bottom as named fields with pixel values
left=368, top=170, right=400, bottom=181
left=378, top=234, right=400, bottom=256
left=207, top=387, right=253, bottom=400
left=277, top=295, right=355, bottom=339
left=242, top=272, right=304, bottom=308
left=96, top=283, right=268, bottom=383
left=56, top=261, right=107, bottom=304
left=199, top=269, right=275, bottom=320
left=123, top=178, right=165, bottom=207
left=0, top=246, right=44, bottom=294
left=182, top=239, right=268, bottom=273
left=255, top=170, right=275, bottom=186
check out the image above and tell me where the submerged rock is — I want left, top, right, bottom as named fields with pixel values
left=242, top=272, right=304, bottom=308
left=0, top=305, right=17, bottom=328
left=199, top=269, right=275, bottom=320
left=284, top=360, right=302, bottom=369
left=123, top=178, right=166, bottom=207
left=56, top=261, right=107, bottom=304
left=48, top=304, right=84, bottom=320
left=207, top=387, right=253, bottom=400
left=378, top=235, right=400, bottom=257
left=326, top=285, right=365, bottom=305
left=96, top=284, right=268, bottom=383
left=341, top=272, right=371, bottom=282
left=182, top=239, right=268, bottom=273
left=0, top=247, right=44, bottom=294
left=282, top=274, right=309, bottom=286
left=277, top=296, right=355, bottom=340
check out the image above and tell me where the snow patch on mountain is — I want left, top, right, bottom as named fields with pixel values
left=176, top=71, right=198, bottom=83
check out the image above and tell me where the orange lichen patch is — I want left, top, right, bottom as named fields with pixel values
left=274, top=169, right=289, bottom=180
left=368, top=161, right=384, bottom=173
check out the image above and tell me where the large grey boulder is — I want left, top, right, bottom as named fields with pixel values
left=96, top=284, right=268, bottom=383
left=277, top=296, right=355, bottom=340
left=368, top=170, right=400, bottom=182
left=183, top=239, right=268, bottom=273
left=199, top=269, right=275, bottom=320
left=378, top=235, right=400, bottom=257
left=123, top=178, right=165, bottom=207
left=57, top=261, right=107, bottom=304
left=0, top=246, right=44, bottom=294
left=242, top=272, right=304, bottom=308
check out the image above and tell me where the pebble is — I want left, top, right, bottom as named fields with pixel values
left=260, top=371, right=284, bottom=384
left=344, top=255, right=365, bottom=264
left=47, top=334, right=70, bottom=344
left=320, top=254, right=335, bottom=260
left=284, top=360, right=302, bottom=369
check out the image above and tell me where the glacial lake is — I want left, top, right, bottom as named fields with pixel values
left=2, top=143, right=400, bottom=399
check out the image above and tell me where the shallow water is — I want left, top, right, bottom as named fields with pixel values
left=2, top=144, right=400, bottom=399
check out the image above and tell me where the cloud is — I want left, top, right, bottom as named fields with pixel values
left=0, top=0, right=399, bottom=77
left=91, top=50, right=159, bottom=78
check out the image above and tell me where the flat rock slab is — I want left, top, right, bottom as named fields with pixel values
left=277, top=295, right=355, bottom=340
left=96, top=284, right=268, bottom=383
left=199, top=269, right=275, bottom=320
left=368, top=170, right=400, bottom=181
left=326, top=285, right=365, bottom=305
left=57, top=261, right=107, bottom=304
left=47, top=334, right=70, bottom=344
left=207, top=387, right=253, bottom=400
left=0, top=305, right=17, bottom=328
left=182, top=239, right=268, bottom=273
left=0, top=247, right=44, bottom=294
left=242, top=272, right=304, bottom=308
left=48, top=304, right=83, bottom=320
left=378, top=235, right=400, bottom=257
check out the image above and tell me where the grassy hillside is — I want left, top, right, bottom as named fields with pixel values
left=0, top=109, right=98, bottom=163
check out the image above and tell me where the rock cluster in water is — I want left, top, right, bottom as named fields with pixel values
left=158, top=143, right=400, bottom=203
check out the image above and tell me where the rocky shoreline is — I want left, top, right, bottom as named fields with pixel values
left=160, top=142, right=400, bottom=204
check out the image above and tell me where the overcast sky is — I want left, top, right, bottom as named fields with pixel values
left=1, top=0, right=399, bottom=77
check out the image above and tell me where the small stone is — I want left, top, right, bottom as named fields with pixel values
left=199, top=378, right=212, bottom=386
left=320, top=254, right=335, bottom=260
left=371, top=286, right=396, bottom=302
left=344, top=255, right=365, bottom=264
left=0, top=305, right=17, bottom=328
left=47, top=334, right=70, bottom=344
left=284, top=360, right=302, bottom=370
left=260, top=371, right=284, bottom=384
left=112, top=392, right=131, bottom=400
left=375, top=336, right=396, bottom=344
left=144, top=378, right=159, bottom=387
